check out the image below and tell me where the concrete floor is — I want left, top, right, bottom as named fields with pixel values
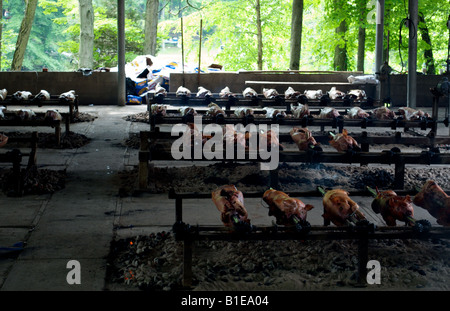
left=0, top=104, right=448, bottom=291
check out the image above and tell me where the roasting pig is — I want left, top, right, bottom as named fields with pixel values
left=347, top=89, right=366, bottom=100
left=346, top=107, right=370, bottom=119
left=304, top=89, right=323, bottom=100
left=322, top=189, right=366, bottom=226
left=179, top=106, right=198, bottom=117
left=263, top=88, right=279, bottom=99
left=259, top=129, right=284, bottom=151
left=413, top=180, right=450, bottom=226
left=150, top=104, right=167, bottom=116
left=45, top=109, right=62, bottom=121
left=264, top=107, right=286, bottom=119
left=284, top=87, right=301, bottom=99
left=12, top=91, right=33, bottom=102
left=398, top=107, right=430, bottom=120
left=371, top=188, right=415, bottom=226
left=17, top=109, right=36, bottom=120
left=0, top=133, right=7, bottom=148
left=0, top=89, right=8, bottom=101
left=154, top=83, right=167, bottom=96
left=33, top=90, right=51, bottom=102
left=329, top=129, right=360, bottom=152
left=290, top=103, right=310, bottom=118
left=211, top=185, right=252, bottom=231
left=319, top=107, right=340, bottom=119
left=328, top=87, right=346, bottom=100
left=196, top=86, right=212, bottom=98
left=263, top=189, right=314, bottom=231
left=371, top=106, right=396, bottom=120
left=242, top=87, right=258, bottom=98
left=59, top=90, right=76, bottom=102
left=176, top=86, right=191, bottom=97
left=206, top=103, right=225, bottom=117
left=234, top=107, right=254, bottom=118
left=219, top=86, right=233, bottom=98
left=223, top=124, right=249, bottom=150
left=290, top=127, right=319, bottom=151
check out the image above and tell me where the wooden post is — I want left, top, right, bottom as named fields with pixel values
left=357, top=236, right=369, bottom=287
left=394, top=159, right=405, bottom=190
left=138, top=131, right=150, bottom=189
left=55, top=124, right=61, bottom=147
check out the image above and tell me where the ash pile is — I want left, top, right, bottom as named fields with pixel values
left=0, top=166, right=66, bottom=195
left=4, top=131, right=90, bottom=149
left=138, top=162, right=450, bottom=194
left=106, top=230, right=450, bottom=291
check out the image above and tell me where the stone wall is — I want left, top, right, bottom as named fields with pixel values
left=0, top=71, right=119, bottom=105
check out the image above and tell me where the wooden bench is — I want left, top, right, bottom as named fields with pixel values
left=0, top=132, right=38, bottom=196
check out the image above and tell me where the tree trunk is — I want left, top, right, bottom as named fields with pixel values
left=418, top=12, right=435, bottom=75
left=144, top=0, right=159, bottom=55
left=334, top=20, right=348, bottom=71
left=11, top=0, right=38, bottom=71
left=357, top=26, right=365, bottom=72
left=255, top=0, right=263, bottom=70
left=356, top=0, right=367, bottom=72
left=289, top=0, right=303, bottom=70
left=78, top=0, right=94, bottom=69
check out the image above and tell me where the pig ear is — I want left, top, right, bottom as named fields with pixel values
left=406, top=195, right=412, bottom=202
left=305, top=204, right=314, bottom=211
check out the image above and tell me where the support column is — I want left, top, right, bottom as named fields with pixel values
left=407, top=0, right=418, bottom=108
left=374, top=0, right=385, bottom=102
left=117, top=0, right=126, bottom=106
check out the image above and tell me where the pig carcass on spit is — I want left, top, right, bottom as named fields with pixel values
left=45, top=109, right=62, bottom=121
left=176, top=86, right=191, bottom=97
left=12, top=91, right=33, bottom=102
left=263, top=88, right=279, bottom=99
left=285, top=87, right=301, bottom=99
left=0, top=133, right=8, bottom=148
left=17, top=109, right=36, bottom=120
left=150, top=104, right=167, bottom=116
left=59, top=90, right=76, bottom=103
left=318, top=107, right=340, bottom=119
left=371, top=106, right=396, bottom=120
left=413, top=180, right=450, bottom=226
left=223, top=124, right=249, bottom=150
left=264, top=107, right=286, bottom=119
left=234, top=107, right=254, bottom=118
left=290, top=127, right=319, bottom=151
left=32, top=90, right=51, bottom=103
left=371, top=188, right=415, bottom=226
left=242, top=87, right=258, bottom=98
left=346, top=107, right=370, bottom=119
left=290, top=103, right=310, bottom=118
left=154, top=83, right=167, bottom=96
left=329, top=129, right=360, bottom=152
left=179, top=106, right=198, bottom=117
left=206, top=103, right=225, bottom=117
left=211, top=185, right=252, bottom=232
left=259, top=129, right=284, bottom=151
left=328, top=87, right=346, bottom=100
left=398, top=107, right=430, bottom=120
left=219, top=86, right=233, bottom=98
left=304, top=89, right=323, bottom=100
left=196, top=86, right=212, bottom=98
left=0, top=89, right=7, bottom=101
left=347, top=89, right=366, bottom=100
left=322, top=189, right=366, bottom=227
left=263, top=189, right=314, bottom=232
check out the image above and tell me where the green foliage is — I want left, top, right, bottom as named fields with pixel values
left=1, top=0, right=450, bottom=73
